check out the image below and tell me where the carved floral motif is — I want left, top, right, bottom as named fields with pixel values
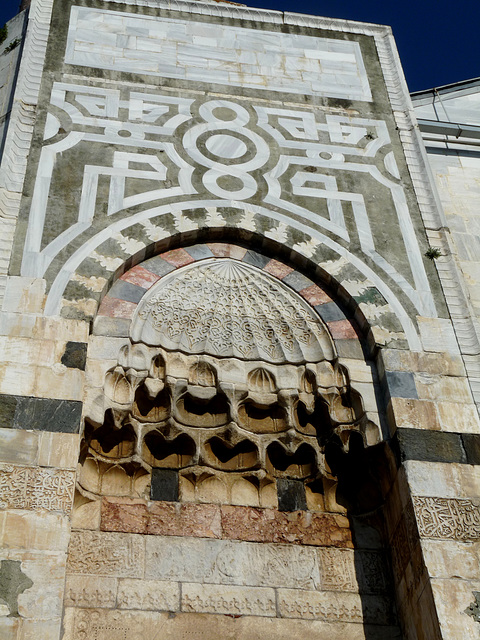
left=132, top=259, right=333, bottom=363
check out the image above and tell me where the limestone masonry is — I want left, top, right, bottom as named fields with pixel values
left=0, top=0, right=480, bottom=638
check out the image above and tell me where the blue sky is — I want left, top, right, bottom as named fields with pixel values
left=1, top=0, right=478, bottom=92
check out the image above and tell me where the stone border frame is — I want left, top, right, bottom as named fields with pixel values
left=58, top=217, right=411, bottom=352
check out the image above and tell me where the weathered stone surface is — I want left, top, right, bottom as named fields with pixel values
left=0, top=336, right=56, bottom=368
left=431, top=578, right=480, bottom=640
left=37, top=432, right=80, bottom=469
left=61, top=341, right=87, bottom=370
left=64, top=575, right=117, bottom=609
left=422, top=539, right=480, bottom=580
left=92, top=316, right=131, bottom=337
left=0, top=393, right=16, bottom=428
left=145, top=535, right=321, bottom=589
left=101, top=498, right=222, bottom=538
left=181, top=583, right=276, bottom=617
left=0, top=617, right=20, bottom=640
left=71, top=499, right=101, bottom=531
left=0, top=510, right=70, bottom=552
left=66, top=531, right=144, bottom=578
left=220, top=505, right=352, bottom=547
left=318, top=547, right=357, bottom=591
left=276, top=478, right=307, bottom=512
left=148, top=502, right=222, bottom=538
left=15, top=551, right=66, bottom=619
left=62, top=608, right=400, bottom=640
left=19, top=618, right=63, bottom=640
left=396, top=428, right=467, bottom=464
left=380, top=348, right=465, bottom=378
left=100, top=498, right=149, bottom=534
left=462, top=434, right=480, bottom=465
left=0, top=427, right=39, bottom=464
left=405, top=460, right=480, bottom=499
left=383, top=371, right=418, bottom=400
left=117, top=578, right=180, bottom=611
left=388, top=397, right=440, bottom=432
left=1, top=277, right=46, bottom=314
left=0, top=559, right=33, bottom=616
left=150, top=468, right=179, bottom=502
left=414, top=373, right=473, bottom=404
left=436, top=401, right=480, bottom=434
left=0, top=394, right=83, bottom=433
left=34, top=366, right=85, bottom=402
left=263, top=259, right=294, bottom=280
left=0, top=464, right=75, bottom=512
left=100, top=498, right=352, bottom=547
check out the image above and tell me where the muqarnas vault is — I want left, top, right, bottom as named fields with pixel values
left=0, top=0, right=480, bottom=639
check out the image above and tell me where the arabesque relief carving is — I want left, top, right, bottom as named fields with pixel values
left=413, top=496, right=480, bottom=541
left=79, top=258, right=380, bottom=504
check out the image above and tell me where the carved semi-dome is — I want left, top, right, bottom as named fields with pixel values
left=131, top=258, right=335, bottom=364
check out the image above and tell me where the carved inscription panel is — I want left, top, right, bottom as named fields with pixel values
left=413, top=496, right=480, bottom=541
left=66, top=531, right=386, bottom=595
left=66, top=531, right=144, bottom=578
left=0, top=464, right=75, bottom=512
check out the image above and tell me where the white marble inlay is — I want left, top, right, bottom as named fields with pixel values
left=66, top=6, right=372, bottom=101
left=206, top=134, right=248, bottom=159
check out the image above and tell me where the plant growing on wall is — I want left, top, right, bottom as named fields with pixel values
left=4, top=38, right=21, bottom=54
left=425, top=247, right=443, bottom=260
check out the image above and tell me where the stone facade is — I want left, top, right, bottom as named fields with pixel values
left=0, top=1, right=479, bottom=639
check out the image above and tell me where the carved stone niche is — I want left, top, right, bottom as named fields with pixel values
left=79, top=258, right=380, bottom=508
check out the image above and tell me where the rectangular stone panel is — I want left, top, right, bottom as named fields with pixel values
left=145, top=535, right=321, bottom=590
left=66, top=531, right=144, bottom=578
left=0, top=393, right=83, bottom=433
left=396, top=428, right=469, bottom=464
left=317, top=547, right=357, bottom=591
left=0, top=427, right=39, bottom=465
left=66, top=7, right=372, bottom=101
left=0, top=464, right=75, bottom=512
left=181, top=583, right=276, bottom=617
left=4, top=550, right=67, bottom=620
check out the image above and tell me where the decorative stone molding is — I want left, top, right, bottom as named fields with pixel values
left=0, top=0, right=54, bottom=307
